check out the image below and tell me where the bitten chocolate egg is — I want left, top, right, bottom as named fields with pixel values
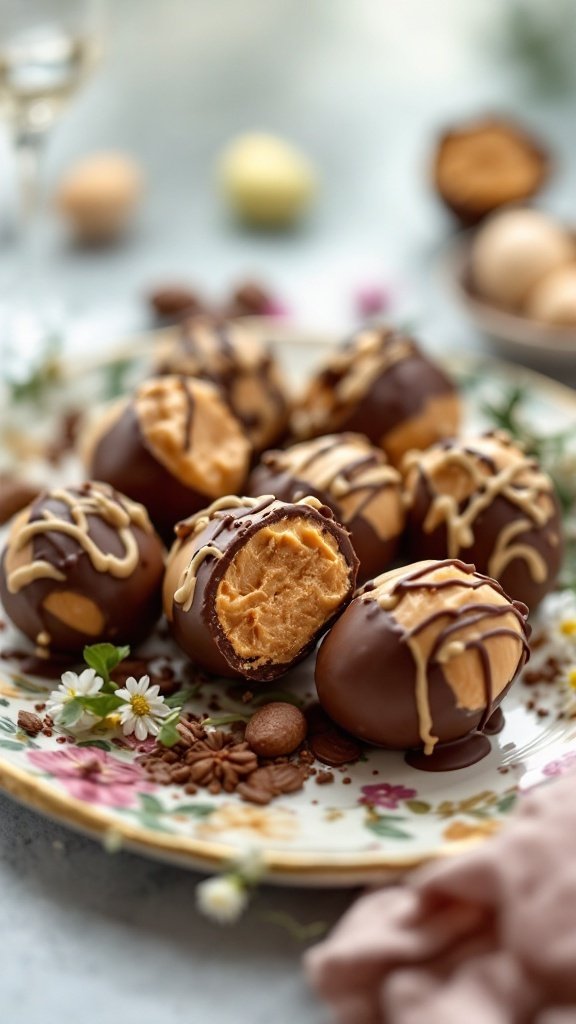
left=0, top=482, right=165, bottom=657
left=403, top=431, right=563, bottom=610
left=315, top=560, right=530, bottom=770
left=292, top=327, right=460, bottom=467
left=163, top=494, right=358, bottom=681
left=153, top=317, right=290, bottom=452
left=249, top=433, right=404, bottom=581
left=83, top=375, right=251, bottom=542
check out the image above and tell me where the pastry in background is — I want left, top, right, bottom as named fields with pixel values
left=470, top=208, right=575, bottom=310
left=523, top=264, right=576, bottom=326
left=0, top=482, right=165, bottom=657
left=402, top=431, right=563, bottom=610
left=219, top=132, right=316, bottom=229
left=249, top=433, right=404, bottom=581
left=56, top=152, right=143, bottom=244
left=315, top=560, right=529, bottom=769
left=148, top=285, right=209, bottom=324
left=433, top=116, right=549, bottom=225
left=153, top=317, right=290, bottom=452
left=292, top=327, right=460, bottom=467
left=163, top=494, right=358, bottom=680
left=82, top=376, right=251, bottom=542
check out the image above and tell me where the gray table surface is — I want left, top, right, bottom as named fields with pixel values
left=1, top=2, right=575, bottom=1021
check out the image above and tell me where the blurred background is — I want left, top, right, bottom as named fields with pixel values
left=2, top=0, right=576, bottom=363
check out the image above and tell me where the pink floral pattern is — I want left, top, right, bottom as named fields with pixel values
left=360, top=782, right=417, bottom=809
left=28, top=747, right=155, bottom=808
left=542, top=751, right=576, bottom=779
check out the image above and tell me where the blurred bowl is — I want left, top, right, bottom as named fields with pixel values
left=443, top=231, right=576, bottom=370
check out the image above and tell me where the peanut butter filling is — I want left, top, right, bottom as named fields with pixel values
left=382, top=392, right=460, bottom=466
left=262, top=434, right=403, bottom=541
left=42, top=591, right=105, bottom=636
left=215, top=517, right=350, bottom=669
left=135, top=376, right=250, bottom=494
left=437, top=125, right=544, bottom=209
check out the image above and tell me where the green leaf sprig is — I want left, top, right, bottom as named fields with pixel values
left=56, top=644, right=187, bottom=742
left=482, top=385, right=576, bottom=515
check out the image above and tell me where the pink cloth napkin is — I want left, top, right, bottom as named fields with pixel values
left=305, top=771, right=576, bottom=1024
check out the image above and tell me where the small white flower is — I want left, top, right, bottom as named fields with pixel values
left=539, top=590, right=576, bottom=654
left=47, top=668, right=104, bottom=731
left=115, top=675, right=170, bottom=741
left=196, top=874, right=248, bottom=924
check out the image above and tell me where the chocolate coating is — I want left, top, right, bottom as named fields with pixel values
left=249, top=433, right=404, bottom=581
left=315, top=560, right=529, bottom=766
left=0, top=482, right=165, bottom=656
left=292, top=327, right=460, bottom=466
left=153, top=316, right=290, bottom=452
left=403, top=431, right=564, bottom=610
left=163, top=495, right=359, bottom=681
left=83, top=375, right=251, bottom=542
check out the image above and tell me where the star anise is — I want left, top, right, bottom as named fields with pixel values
left=184, top=730, right=258, bottom=794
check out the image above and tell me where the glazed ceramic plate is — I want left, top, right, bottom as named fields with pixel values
left=1, top=334, right=576, bottom=887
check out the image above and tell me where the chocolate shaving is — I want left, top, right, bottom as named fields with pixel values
left=309, top=729, right=361, bottom=767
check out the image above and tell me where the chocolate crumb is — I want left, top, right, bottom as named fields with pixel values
left=315, top=771, right=334, bottom=786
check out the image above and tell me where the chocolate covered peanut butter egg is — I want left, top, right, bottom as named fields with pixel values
left=163, top=495, right=358, bottom=681
left=315, top=559, right=530, bottom=769
left=0, top=482, right=165, bottom=657
left=403, top=431, right=563, bottom=610
left=249, top=433, right=404, bottom=581
left=153, top=317, right=290, bottom=452
left=292, top=327, right=460, bottom=467
left=83, top=375, right=251, bottom=541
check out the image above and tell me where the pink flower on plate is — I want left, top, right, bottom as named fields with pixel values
left=28, top=747, right=154, bottom=808
left=542, top=750, right=576, bottom=779
left=360, top=782, right=417, bottom=809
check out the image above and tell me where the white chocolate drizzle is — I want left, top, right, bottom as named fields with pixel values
left=404, top=434, right=557, bottom=583
left=174, top=544, right=224, bottom=612
left=295, top=330, right=415, bottom=436
left=175, top=495, right=275, bottom=542
left=6, top=484, right=152, bottom=595
left=360, top=560, right=528, bottom=755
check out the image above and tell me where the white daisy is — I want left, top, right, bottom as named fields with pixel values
left=47, top=668, right=104, bottom=731
left=196, top=874, right=248, bottom=924
left=539, top=590, right=576, bottom=655
left=115, top=675, right=170, bottom=741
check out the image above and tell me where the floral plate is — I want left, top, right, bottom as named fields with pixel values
left=1, top=332, right=576, bottom=887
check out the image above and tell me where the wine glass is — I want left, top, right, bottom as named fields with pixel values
left=0, top=0, right=104, bottom=386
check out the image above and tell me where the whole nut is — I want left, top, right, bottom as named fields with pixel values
left=245, top=702, right=307, bottom=758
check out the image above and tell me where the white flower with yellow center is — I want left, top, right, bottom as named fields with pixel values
left=540, top=590, right=576, bottom=655
left=47, top=668, right=104, bottom=731
left=115, top=675, right=170, bottom=741
left=196, top=874, right=249, bottom=924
